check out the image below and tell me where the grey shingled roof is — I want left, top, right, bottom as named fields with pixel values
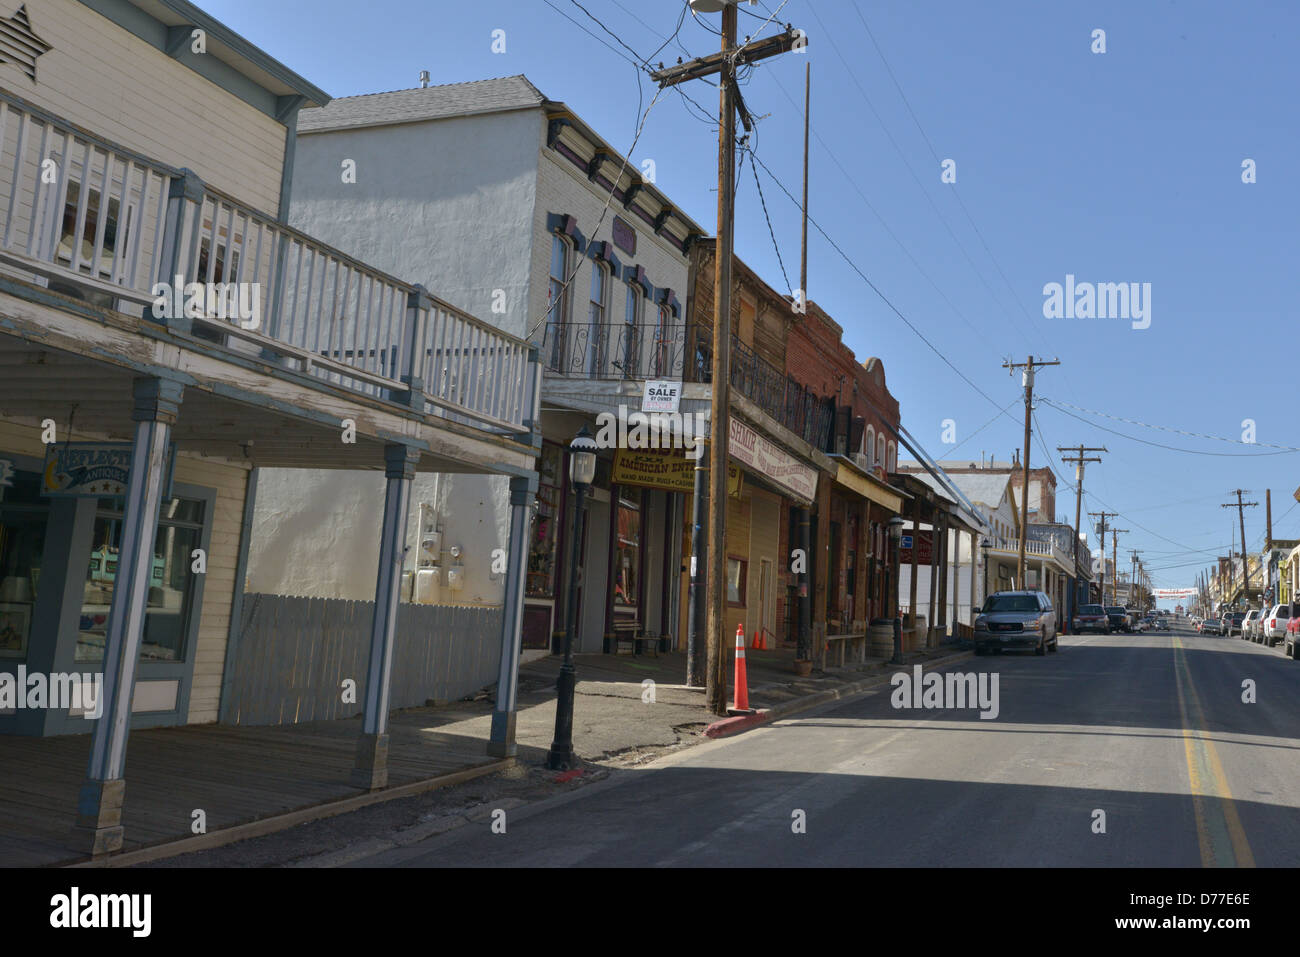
left=936, top=472, right=1011, bottom=510
left=297, top=75, right=546, bottom=133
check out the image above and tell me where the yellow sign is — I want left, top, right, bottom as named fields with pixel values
left=613, top=448, right=742, bottom=497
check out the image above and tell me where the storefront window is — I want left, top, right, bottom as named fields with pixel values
left=615, top=494, right=641, bottom=607
left=0, top=463, right=48, bottom=660
left=527, top=443, right=563, bottom=599
left=76, top=495, right=205, bottom=664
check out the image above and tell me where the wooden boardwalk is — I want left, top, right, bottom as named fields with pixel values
left=0, top=710, right=497, bottom=867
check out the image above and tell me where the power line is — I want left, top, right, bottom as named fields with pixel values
left=1039, top=398, right=1298, bottom=457
left=1043, top=398, right=1300, bottom=452
left=745, top=147, right=1006, bottom=413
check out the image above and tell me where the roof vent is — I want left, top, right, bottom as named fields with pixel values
left=419, top=70, right=430, bottom=88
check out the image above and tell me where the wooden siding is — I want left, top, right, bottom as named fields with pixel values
left=173, top=454, right=248, bottom=725
left=2, top=0, right=286, bottom=216
left=223, top=596, right=504, bottom=726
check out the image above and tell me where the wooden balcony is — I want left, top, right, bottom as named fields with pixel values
left=0, top=89, right=539, bottom=472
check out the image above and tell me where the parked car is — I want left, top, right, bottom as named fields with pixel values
left=1201, top=617, right=1220, bottom=636
left=1285, top=607, right=1300, bottom=659
left=1071, top=603, right=1110, bottom=634
left=1104, top=605, right=1130, bottom=633
left=1225, top=612, right=1246, bottom=637
left=1242, top=609, right=1260, bottom=640
left=974, top=591, right=1059, bottom=656
left=1261, top=604, right=1292, bottom=646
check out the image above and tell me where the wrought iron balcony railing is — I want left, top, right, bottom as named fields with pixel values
left=0, top=90, right=537, bottom=439
left=544, top=320, right=686, bottom=381
left=690, top=329, right=833, bottom=451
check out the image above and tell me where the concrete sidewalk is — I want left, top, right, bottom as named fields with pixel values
left=78, top=640, right=972, bottom=866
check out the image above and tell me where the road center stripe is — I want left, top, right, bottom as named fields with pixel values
left=1171, top=635, right=1255, bottom=868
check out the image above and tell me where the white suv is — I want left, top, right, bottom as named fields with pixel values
left=1242, top=609, right=1260, bottom=641
left=1261, top=604, right=1292, bottom=646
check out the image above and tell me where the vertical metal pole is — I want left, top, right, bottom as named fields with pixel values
left=706, top=3, right=737, bottom=716
left=547, top=483, right=587, bottom=769
left=799, top=61, right=809, bottom=304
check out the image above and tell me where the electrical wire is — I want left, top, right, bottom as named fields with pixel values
left=1039, top=398, right=1298, bottom=457
left=745, top=147, right=1007, bottom=414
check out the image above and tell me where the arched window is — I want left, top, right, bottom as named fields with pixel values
left=622, top=282, right=640, bottom=377
left=864, top=426, right=875, bottom=465
left=876, top=433, right=886, bottom=470
left=887, top=440, right=896, bottom=473
left=587, top=262, right=607, bottom=375
left=547, top=234, right=570, bottom=368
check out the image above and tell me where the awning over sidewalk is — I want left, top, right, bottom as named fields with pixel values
left=832, top=458, right=905, bottom=513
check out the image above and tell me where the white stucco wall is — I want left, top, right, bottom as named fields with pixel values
left=288, top=109, right=544, bottom=336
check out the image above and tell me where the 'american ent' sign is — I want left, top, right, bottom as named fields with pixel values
left=728, top=417, right=817, bottom=502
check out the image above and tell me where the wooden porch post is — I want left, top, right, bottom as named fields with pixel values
left=488, top=472, right=538, bottom=758
left=76, top=377, right=184, bottom=856
left=351, top=443, right=420, bottom=790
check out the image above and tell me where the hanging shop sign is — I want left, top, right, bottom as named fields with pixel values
left=899, top=531, right=933, bottom=565
left=41, top=442, right=176, bottom=498
left=612, top=447, right=741, bottom=497
left=728, top=417, right=818, bottom=502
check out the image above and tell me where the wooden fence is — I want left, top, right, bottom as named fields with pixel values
left=221, top=595, right=503, bottom=726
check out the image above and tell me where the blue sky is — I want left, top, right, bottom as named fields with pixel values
left=204, top=0, right=1300, bottom=589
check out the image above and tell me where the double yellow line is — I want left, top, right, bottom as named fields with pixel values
left=1172, top=635, right=1255, bottom=867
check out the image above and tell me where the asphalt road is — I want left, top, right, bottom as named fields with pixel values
left=354, top=624, right=1300, bottom=867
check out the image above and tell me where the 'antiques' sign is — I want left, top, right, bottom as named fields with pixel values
left=41, top=442, right=176, bottom=498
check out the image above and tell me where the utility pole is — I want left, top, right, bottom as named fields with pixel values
left=1089, top=511, right=1117, bottom=605
left=1130, top=549, right=1143, bottom=609
left=652, top=8, right=803, bottom=716
left=1003, top=356, right=1059, bottom=587
left=1110, top=529, right=1128, bottom=605
left=1059, top=444, right=1105, bottom=630
left=1221, top=489, right=1257, bottom=607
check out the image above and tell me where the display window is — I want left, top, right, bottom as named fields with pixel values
left=76, top=495, right=205, bottom=664
left=0, top=462, right=49, bottom=660
left=615, top=493, right=641, bottom=607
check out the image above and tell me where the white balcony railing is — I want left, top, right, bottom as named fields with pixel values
left=0, top=90, right=536, bottom=439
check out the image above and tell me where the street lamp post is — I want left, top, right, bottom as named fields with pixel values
left=546, top=427, right=598, bottom=771
left=888, top=516, right=905, bottom=664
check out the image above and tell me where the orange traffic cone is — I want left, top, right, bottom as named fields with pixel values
left=732, top=624, right=751, bottom=712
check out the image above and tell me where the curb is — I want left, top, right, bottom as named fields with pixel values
left=702, top=649, right=974, bottom=739
left=67, top=758, right=514, bottom=868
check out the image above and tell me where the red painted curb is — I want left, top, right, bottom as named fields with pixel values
left=704, top=709, right=772, bottom=738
